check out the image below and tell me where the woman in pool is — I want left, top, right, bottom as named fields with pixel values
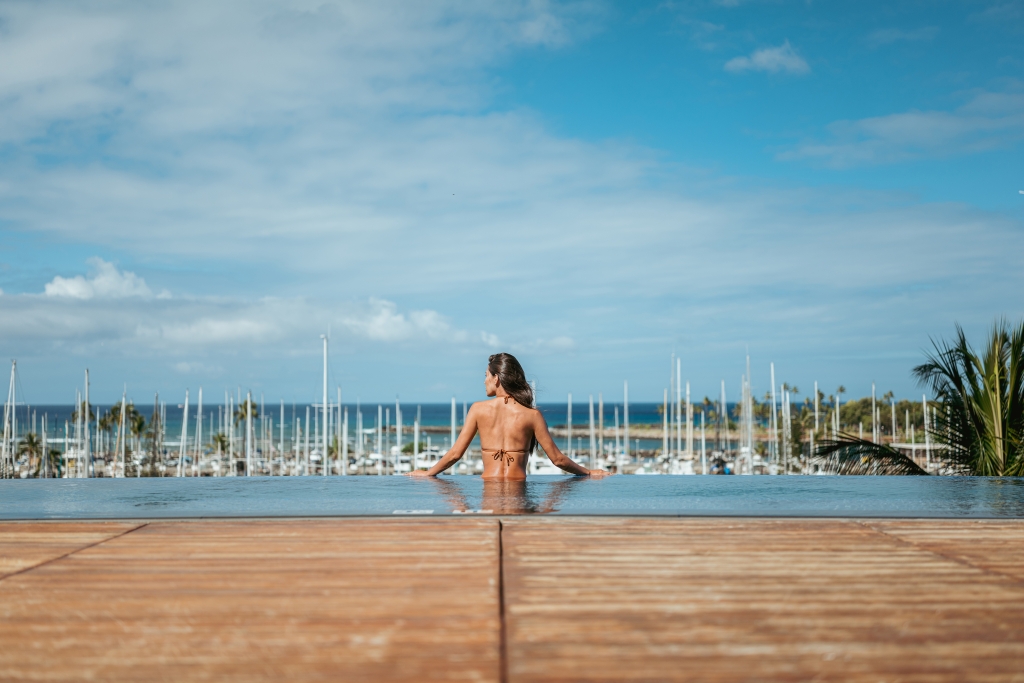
left=409, top=353, right=610, bottom=480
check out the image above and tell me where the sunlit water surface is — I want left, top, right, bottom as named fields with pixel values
left=3, top=476, right=1024, bottom=519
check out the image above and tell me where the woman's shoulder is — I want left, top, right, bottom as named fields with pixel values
left=521, top=403, right=543, bottom=418
left=471, top=397, right=504, bottom=412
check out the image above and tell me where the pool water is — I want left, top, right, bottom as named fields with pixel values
left=3, top=476, right=1024, bottom=519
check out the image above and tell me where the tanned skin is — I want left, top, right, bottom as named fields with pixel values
left=408, top=368, right=610, bottom=480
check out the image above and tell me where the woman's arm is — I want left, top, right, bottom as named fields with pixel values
left=409, top=405, right=479, bottom=477
left=532, top=411, right=609, bottom=477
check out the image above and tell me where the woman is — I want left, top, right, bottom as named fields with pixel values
left=409, top=353, right=610, bottom=480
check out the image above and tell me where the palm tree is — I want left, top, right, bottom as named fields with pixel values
left=46, top=448, right=62, bottom=477
left=71, top=401, right=95, bottom=424
left=129, top=410, right=145, bottom=439
left=234, top=398, right=258, bottom=425
left=212, top=432, right=229, bottom=455
left=814, top=320, right=1024, bottom=476
left=98, top=410, right=115, bottom=435
left=18, top=433, right=42, bottom=476
left=916, top=320, right=1024, bottom=475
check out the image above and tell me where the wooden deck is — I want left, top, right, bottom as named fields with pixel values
left=1, top=518, right=1023, bottom=682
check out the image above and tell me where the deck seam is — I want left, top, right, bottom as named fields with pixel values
left=0, top=522, right=148, bottom=583
left=498, top=518, right=508, bottom=683
left=856, top=520, right=1024, bottom=587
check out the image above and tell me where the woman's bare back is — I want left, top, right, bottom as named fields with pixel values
left=475, top=396, right=536, bottom=480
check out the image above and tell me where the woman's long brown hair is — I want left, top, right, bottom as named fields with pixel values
left=487, top=353, right=534, bottom=408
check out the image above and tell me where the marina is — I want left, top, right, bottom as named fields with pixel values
left=1, top=353, right=948, bottom=479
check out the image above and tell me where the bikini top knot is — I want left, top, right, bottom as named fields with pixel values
left=483, top=447, right=526, bottom=466
left=503, top=396, right=514, bottom=404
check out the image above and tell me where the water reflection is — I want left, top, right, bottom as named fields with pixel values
left=4, top=476, right=1024, bottom=519
left=982, top=478, right=1024, bottom=517
left=427, top=476, right=588, bottom=514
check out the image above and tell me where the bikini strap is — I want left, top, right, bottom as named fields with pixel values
left=482, top=446, right=525, bottom=466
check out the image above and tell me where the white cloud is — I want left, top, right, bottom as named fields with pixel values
left=0, top=0, right=598, bottom=146
left=481, top=331, right=501, bottom=348
left=139, top=316, right=278, bottom=346
left=511, top=335, right=577, bottom=354
left=0, top=290, right=507, bottom=360
left=340, top=298, right=470, bottom=343
left=43, top=258, right=152, bottom=299
left=781, top=90, right=1024, bottom=167
left=174, top=361, right=222, bottom=375
left=866, top=26, right=939, bottom=47
left=971, top=2, right=1024, bottom=24
left=724, top=40, right=809, bottom=75
left=546, top=336, right=576, bottom=352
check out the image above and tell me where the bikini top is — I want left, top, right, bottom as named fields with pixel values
left=481, top=447, right=529, bottom=466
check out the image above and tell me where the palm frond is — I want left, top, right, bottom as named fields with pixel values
left=1004, top=320, right=1024, bottom=475
left=912, top=320, right=1024, bottom=475
left=812, top=433, right=929, bottom=475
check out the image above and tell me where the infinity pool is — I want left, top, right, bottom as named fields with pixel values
left=3, top=476, right=1024, bottom=519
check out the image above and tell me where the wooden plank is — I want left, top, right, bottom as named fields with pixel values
left=864, top=519, right=1024, bottom=582
left=502, top=517, right=1024, bottom=683
left=0, top=521, right=141, bottom=578
left=0, top=518, right=500, bottom=683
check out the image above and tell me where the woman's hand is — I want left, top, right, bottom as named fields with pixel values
left=587, top=469, right=612, bottom=478
left=406, top=469, right=433, bottom=478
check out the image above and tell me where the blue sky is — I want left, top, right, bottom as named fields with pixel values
left=0, top=0, right=1022, bottom=405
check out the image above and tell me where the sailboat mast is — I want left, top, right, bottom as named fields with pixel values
left=321, top=334, right=328, bottom=476
left=675, top=359, right=681, bottom=459
left=413, top=405, right=420, bottom=472
left=450, top=397, right=456, bottom=474
left=84, top=369, right=92, bottom=478
left=246, top=391, right=253, bottom=476
left=589, top=394, right=596, bottom=470
left=623, top=381, right=629, bottom=466
left=871, top=383, right=877, bottom=443
left=195, top=387, right=203, bottom=477
left=342, top=406, right=349, bottom=476
left=769, top=363, right=778, bottom=466
left=720, top=380, right=727, bottom=454
left=1, top=360, right=14, bottom=478
left=662, top=388, right=668, bottom=461
left=685, top=381, right=692, bottom=459
left=395, top=397, right=402, bottom=474
left=178, top=389, right=189, bottom=477
left=117, top=392, right=126, bottom=477
left=700, top=410, right=706, bottom=475
left=567, top=393, right=572, bottom=459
